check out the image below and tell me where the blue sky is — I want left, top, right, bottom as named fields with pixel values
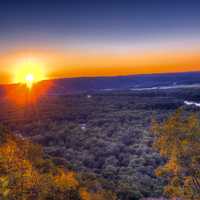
left=1, top=0, right=200, bottom=50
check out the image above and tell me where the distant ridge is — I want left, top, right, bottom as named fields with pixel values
left=1, top=71, right=200, bottom=95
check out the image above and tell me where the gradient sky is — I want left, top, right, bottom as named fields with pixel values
left=1, top=0, right=200, bottom=83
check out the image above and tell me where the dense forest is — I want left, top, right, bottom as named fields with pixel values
left=0, top=125, right=117, bottom=200
left=0, top=88, right=200, bottom=199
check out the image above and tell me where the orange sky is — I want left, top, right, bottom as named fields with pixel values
left=1, top=47, right=200, bottom=84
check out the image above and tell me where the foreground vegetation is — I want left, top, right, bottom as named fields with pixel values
left=0, top=126, right=116, bottom=200
left=0, top=89, right=200, bottom=199
left=153, top=110, right=200, bottom=199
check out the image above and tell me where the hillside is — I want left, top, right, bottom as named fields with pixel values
left=1, top=85, right=200, bottom=199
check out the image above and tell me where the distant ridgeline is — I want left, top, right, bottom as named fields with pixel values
left=1, top=71, right=200, bottom=95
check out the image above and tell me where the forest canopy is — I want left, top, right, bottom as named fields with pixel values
left=152, top=110, right=200, bottom=199
left=0, top=125, right=116, bottom=200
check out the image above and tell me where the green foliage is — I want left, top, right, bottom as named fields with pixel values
left=152, top=109, right=200, bottom=199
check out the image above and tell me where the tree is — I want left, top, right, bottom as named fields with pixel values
left=152, top=110, right=200, bottom=199
left=0, top=132, right=82, bottom=200
left=0, top=126, right=116, bottom=200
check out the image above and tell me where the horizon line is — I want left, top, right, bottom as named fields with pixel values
left=2, top=70, right=200, bottom=86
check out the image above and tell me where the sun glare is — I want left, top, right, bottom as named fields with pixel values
left=25, top=74, right=34, bottom=88
left=6, top=57, right=52, bottom=104
left=13, top=58, right=46, bottom=88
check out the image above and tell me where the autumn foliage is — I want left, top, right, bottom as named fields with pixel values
left=0, top=125, right=116, bottom=200
left=152, top=110, right=200, bottom=200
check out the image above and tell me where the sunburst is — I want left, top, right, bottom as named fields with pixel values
left=13, top=58, right=46, bottom=89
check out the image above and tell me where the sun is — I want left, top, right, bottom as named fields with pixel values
left=13, top=58, right=46, bottom=88
left=25, top=73, right=35, bottom=89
